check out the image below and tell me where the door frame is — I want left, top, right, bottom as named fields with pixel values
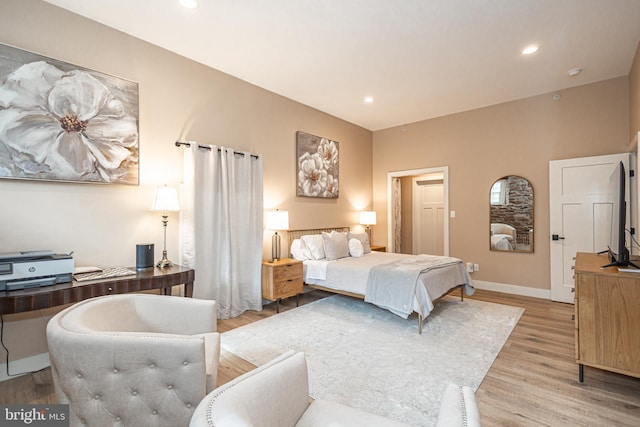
left=387, top=166, right=449, bottom=255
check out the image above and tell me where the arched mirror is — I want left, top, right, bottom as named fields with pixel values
left=489, top=175, right=534, bottom=252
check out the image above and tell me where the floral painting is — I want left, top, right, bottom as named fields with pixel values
left=296, top=131, right=339, bottom=198
left=0, top=43, right=139, bottom=185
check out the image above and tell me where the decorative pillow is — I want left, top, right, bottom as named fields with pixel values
left=322, top=231, right=350, bottom=261
left=301, top=234, right=326, bottom=260
left=348, top=232, right=371, bottom=254
left=348, top=238, right=364, bottom=258
left=290, top=239, right=311, bottom=261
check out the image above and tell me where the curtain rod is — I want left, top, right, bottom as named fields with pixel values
left=175, top=141, right=259, bottom=159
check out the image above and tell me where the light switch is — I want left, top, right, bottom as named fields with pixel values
left=450, top=211, right=456, bottom=218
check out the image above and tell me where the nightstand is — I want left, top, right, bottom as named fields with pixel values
left=370, top=245, right=386, bottom=252
left=261, top=258, right=303, bottom=313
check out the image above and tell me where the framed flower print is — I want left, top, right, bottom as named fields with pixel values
left=0, top=43, right=139, bottom=185
left=296, top=131, right=339, bottom=198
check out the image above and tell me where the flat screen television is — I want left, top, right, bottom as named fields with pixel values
left=603, top=161, right=637, bottom=268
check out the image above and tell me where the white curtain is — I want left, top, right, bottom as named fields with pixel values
left=392, top=177, right=402, bottom=253
left=181, top=143, right=263, bottom=319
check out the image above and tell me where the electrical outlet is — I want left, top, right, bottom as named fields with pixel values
left=466, top=262, right=474, bottom=273
left=474, top=264, right=479, bottom=272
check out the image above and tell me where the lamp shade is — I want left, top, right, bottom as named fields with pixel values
left=152, top=186, right=180, bottom=212
left=360, top=211, right=377, bottom=226
left=266, top=210, right=289, bottom=230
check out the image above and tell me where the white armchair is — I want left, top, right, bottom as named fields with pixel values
left=46, top=293, right=220, bottom=427
left=190, top=351, right=481, bottom=427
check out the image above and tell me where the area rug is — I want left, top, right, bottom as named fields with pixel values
left=221, top=295, right=524, bottom=426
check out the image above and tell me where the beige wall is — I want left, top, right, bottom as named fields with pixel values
left=629, top=42, right=640, bottom=139
left=373, top=77, right=630, bottom=290
left=0, top=0, right=372, bottom=372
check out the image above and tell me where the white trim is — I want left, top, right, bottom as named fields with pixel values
left=387, top=166, right=449, bottom=255
left=473, top=280, right=552, bottom=300
left=0, top=352, right=50, bottom=382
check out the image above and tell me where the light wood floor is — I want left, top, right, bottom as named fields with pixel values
left=2, top=289, right=639, bottom=426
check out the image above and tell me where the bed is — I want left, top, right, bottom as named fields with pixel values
left=288, top=227, right=475, bottom=333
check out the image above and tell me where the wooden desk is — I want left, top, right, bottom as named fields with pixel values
left=0, top=265, right=194, bottom=315
left=574, top=252, right=640, bottom=382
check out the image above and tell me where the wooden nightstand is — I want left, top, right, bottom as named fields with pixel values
left=370, top=245, right=386, bottom=252
left=261, top=258, right=303, bottom=313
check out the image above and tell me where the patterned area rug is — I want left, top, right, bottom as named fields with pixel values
left=221, top=294, right=523, bottom=426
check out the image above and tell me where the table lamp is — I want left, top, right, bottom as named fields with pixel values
left=360, top=210, right=377, bottom=244
left=266, top=210, right=289, bottom=262
left=152, top=185, right=181, bottom=268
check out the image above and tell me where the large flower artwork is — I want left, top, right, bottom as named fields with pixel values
left=0, top=44, right=139, bottom=184
left=296, top=131, right=339, bottom=198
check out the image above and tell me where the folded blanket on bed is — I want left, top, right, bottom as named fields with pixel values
left=365, top=255, right=462, bottom=318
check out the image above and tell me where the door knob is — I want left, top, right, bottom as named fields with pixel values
left=552, top=234, right=565, bottom=241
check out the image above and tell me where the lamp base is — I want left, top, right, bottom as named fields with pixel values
left=156, top=250, right=173, bottom=268
left=272, top=232, right=281, bottom=262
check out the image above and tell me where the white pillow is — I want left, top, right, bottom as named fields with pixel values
left=290, top=239, right=311, bottom=260
left=322, top=231, right=350, bottom=261
left=301, top=234, right=326, bottom=260
left=348, top=232, right=371, bottom=254
left=348, top=238, right=364, bottom=258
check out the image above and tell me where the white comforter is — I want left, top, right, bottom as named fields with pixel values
left=303, top=252, right=474, bottom=319
left=365, top=255, right=463, bottom=318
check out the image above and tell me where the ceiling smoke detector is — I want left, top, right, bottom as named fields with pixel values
left=568, top=68, right=583, bottom=77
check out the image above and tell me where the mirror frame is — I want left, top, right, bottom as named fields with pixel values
left=489, top=175, right=534, bottom=253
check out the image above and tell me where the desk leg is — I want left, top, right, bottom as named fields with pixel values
left=184, top=282, right=194, bottom=298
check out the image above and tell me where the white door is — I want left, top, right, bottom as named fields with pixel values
left=549, top=153, right=630, bottom=303
left=413, top=178, right=444, bottom=255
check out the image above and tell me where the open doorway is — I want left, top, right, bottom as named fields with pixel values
left=387, top=167, right=449, bottom=255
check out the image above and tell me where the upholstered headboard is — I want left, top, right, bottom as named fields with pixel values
left=287, top=227, right=351, bottom=258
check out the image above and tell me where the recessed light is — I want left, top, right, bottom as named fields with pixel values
left=364, top=96, right=374, bottom=104
left=179, top=0, right=199, bottom=9
left=521, top=45, right=540, bottom=55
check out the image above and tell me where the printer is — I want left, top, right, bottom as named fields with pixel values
left=0, top=250, right=74, bottom=291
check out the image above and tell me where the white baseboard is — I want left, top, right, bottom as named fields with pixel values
left=472, top=280, right=551, bottom=300
left=0, top=352, right=50, bottom=382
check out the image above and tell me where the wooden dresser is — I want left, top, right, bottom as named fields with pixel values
left=574, top=252, right=640, bottom=382
left=261, top=258, right=303, bottom=313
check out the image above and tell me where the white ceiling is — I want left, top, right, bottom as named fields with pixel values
left=43, top=0, right=640, bottom=131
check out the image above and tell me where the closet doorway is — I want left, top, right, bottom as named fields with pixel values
left=387, top=167, right=449, bottom=255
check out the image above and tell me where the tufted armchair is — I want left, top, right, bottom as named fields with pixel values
left=46, top=293, right=220, bottom=427
left=190, top=351, right=481, bottom=427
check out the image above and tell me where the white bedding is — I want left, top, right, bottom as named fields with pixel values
left=491, top=234, right=514, bottom=250
left=303, top=252, right=475, bottom=319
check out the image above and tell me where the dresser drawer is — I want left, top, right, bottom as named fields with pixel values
left=273, top=262, right=303, bottom=282
left=272, top=278, right=304, bottom=299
